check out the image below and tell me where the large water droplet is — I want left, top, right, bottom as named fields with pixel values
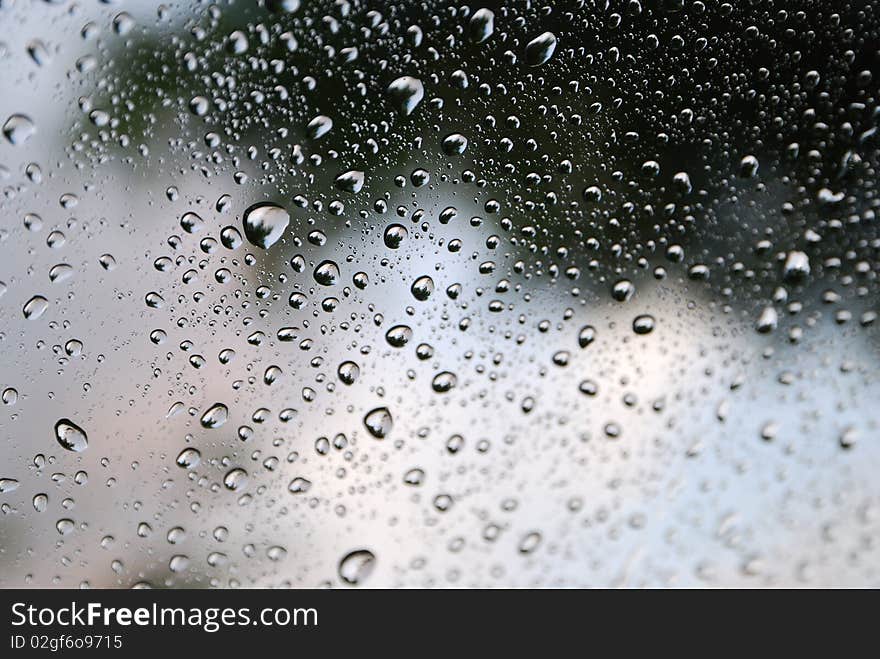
left=441, top=133, right=468, bottom=155
left=383, top=224, right=408, bottom=249
left=0, top=478, right=20, bottom=494
left=242, top=202, right=290, bottom=249
left=755, top=307, right=778, bottom=334
left=385, top=325, right=413, bottom=347
left=223, top=468, right=249, bottom=492
left=180, top=211, right=204, bottom=234
left=176, top=448, right=201, bottom=469
left=3, top=114, right=36, bottom=145
left=307, top=114, right=333, bottom=139
left=55, top=419, right=88, bottom=452
left=338, top=361, right=360, bottom=385
left=338, top=549, right=376, bottom=585
left=387, top=76, right=424, bottom=116
left=23, top=295, right=48, bottom=320
left=411, top=275, right=435, bottom=301
left=200, top=403, right=229, bottom=429
left=334, top=170, right=364, bottom=193
left=469, top=8, right=495, bottom=43
left=288, top=477, right=312, bottom=494
left=363, top=407, right=393, bottom=439
left=313, top=260, right=340, bottom=286
left=431, top=371, right=458, bottom=393
left=525, top=32, right=557, bottom=67
left=632, top=314, right=656, bottom=335
left=783, top=251, right=810, bottom=281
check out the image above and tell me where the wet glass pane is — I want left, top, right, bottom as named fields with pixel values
left=0, top=0, right=879, bottom=588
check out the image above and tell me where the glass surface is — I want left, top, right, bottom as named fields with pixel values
left=0, top=0, right=878, bottom=588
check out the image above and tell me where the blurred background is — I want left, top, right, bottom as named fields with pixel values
left=0, top=0, right=878, bottom=587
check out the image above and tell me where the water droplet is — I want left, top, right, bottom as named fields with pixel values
left=23, top=295, right=48, bottom=320
left=441, top=133, right=468, bottom=155
left=431, top=371, right=457, bottom=392
left=578, top=325, right=597, bottom=348
left=363, top=407, right=393, bottom=439
left=49, top=263, right=73, bottom=283
left=518, top=531, right=542, bottom=554
left=525, top=32, right=557, bottom=67
left=0, top=478, right=20, bottom=494
left=383, top=224, right=408, bottom=249
left=56, top=518, right=75, bottom=536
left=200, top=403, right=229, bottom=429
left=180, top=211, right=204, bottom=233
left=583, top=185, right=602, bottom=202
left=338, top=549, right=376, bottom=585
left=307, top=115, right=333, bottom=139
left=739, top=154, right=760, bottom=178
left=267, top=0, right=300, bottom=12
left=27, top=40, right=50, bottom=66
left=223, top=468, right=249, bottom=492
left=611, top=279, right=635, bottom=302
left=3, top=387, right=19, bottom=405
left=338, top=361, right=360, bottom=385
left=267, top=546, right=287, bottom=561
left=55, top=419, right=88, bottom=452
left=755, top=307, right=778, bottom=334
left=242, top=202, right=290, bottom=249
left=220, top=226, right=243, bottom=250
left=189, top=96, right=209, bottom=116
left=227, top=30, right=249, bottom=55
left=387, top=76, right=424, bottom=116
left=314, top=260, right=340, bottom=286
left=169, top=555, right=190, bottom=573
left=32, top=493, right=48, bottom=512
left=334, top=170, right=365, bottom=194
left=385, top=325, right=413, bottom=347
left=3, top=114, right=35, bottom=145
left=288, top=477, right=312, bottom=494
left=176, top=448, right=201, bottom=469
left=469, top=8, right=495, bottom=43
left=633, top=314, right=655, bottom=335
left=783, top=251, right=810, bottom=281
left=411, top=275, right=435, bottom=301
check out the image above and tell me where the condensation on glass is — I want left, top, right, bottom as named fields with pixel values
left=0, top=0, right=878, bottom=588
